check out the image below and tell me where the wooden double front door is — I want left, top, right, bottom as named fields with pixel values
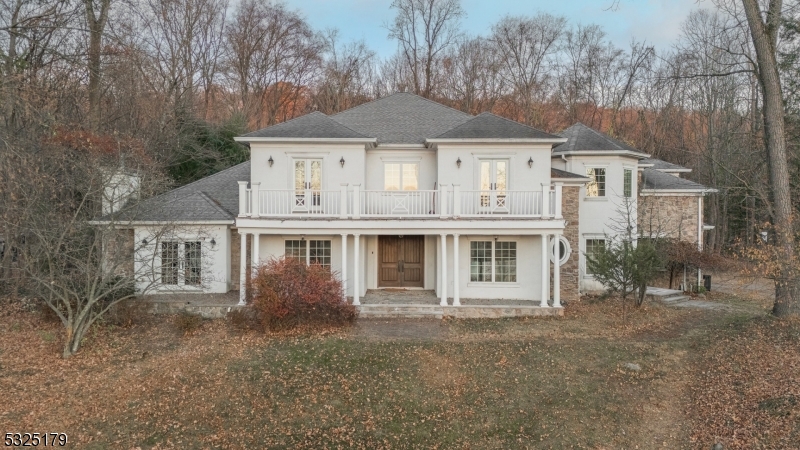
left=378, top=236, right=424, bottom=288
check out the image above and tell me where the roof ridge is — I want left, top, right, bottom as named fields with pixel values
left=331, top=92, right=473, bottom=120
left=137, top=160, right=250, bottom=206
left=198, top=190, right=234, bottom=218
left=243, top=112, right=371, bottom=139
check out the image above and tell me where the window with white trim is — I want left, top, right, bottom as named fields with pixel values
left=586, top=168, right=606, bottom=197
left=470, top=240, right=517, bottom=283
left=384, top=163, right=419, bottom=190
left=623, top=168, right=633, bottom=197
left=285, top=239, right=331, bottom=268
left=584, top=238, right=605, bottom=275
left=160, top=241, right=201, bottom=286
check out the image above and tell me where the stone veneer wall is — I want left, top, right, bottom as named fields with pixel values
left=638, top=195, right=700, bottom=245
left=558, top=185, right=580, bottom=302
left=106, top=228, right=135, bottom=276
left=229, top=231, right=251, bottom=291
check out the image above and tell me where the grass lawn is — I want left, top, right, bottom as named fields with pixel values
left=0, top=294, right=792, bottom=449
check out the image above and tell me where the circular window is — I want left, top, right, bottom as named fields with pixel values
left=549, top=236, right=571, bottom=266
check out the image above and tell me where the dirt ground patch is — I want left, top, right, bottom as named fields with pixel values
left=0, top=295, right=775, bottom=448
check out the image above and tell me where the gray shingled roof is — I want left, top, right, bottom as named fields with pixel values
left=99, top=161, right=250, bottom=222
left=240, top=111, right=370, bottom=139
left=432, top=112, right=563, bottom=140
left=553, top=123, right=648, bottom=156
left=551, top=168, right=589, bottom=179
left=331, top=92, right=472, bottom=144
left=641, top=168, right=711, bottom=191
left=639, top=157, right=690, bottom=172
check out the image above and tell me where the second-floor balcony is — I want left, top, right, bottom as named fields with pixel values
left=237, top=183, right=563, bottom=220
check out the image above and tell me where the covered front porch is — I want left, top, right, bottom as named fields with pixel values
left=235, top=219, right=569, bottom=315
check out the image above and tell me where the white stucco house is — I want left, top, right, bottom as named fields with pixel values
left=103, top=93, right=714, bottom=309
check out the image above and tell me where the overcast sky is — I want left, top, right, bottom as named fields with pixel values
left=282, top=0, right=714, bottom=57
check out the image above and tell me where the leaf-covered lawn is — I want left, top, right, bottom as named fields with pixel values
left=0, top=297, right=778, bottom=449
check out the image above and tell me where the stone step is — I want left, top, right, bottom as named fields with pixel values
left=357, top=304, right=563, bottom=319
left=659, top=295, right=691, bottom=305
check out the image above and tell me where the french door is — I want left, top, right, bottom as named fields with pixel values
left=294, top=159, right=322, bottom=212
left=378, top=236, right=424, bottom=288
left=160, top=241, right=201, bottom=287
left=479, top=159, right=508, bottom=213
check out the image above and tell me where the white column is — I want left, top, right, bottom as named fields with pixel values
left=554, top=182, right=563, bottom=219
left=453, top=234, right=460, bottom=306
left=238, top=181, right=248, bottom=217
left=340, top=184, right=349, bottom=219
left=541, top=183, right=551, bottom=219
left=250, top=182, right=260, bottom=217
left=540, top=234, right=549, bottom=307
left=353, top=234, right=360, bottom=305
left=440, top=234, right=448, bottom=306
left=439, top=184, right=449, bottom=219
left=252, top=233, right=260, bottom=279
left=553, top=234, right=561, bottom=307
left=341, top=234, right=348, bottom=300
left=238, top=232, right=247, bottom=305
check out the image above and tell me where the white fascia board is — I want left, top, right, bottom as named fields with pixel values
left=235, top=218, right=566, bottom=234
left=90, top=220, right=235, bottom=226
left=552, top=178, right=590, bottom=185
left=557, top=150, right=650, bottom=159
left=234, top=137, right=377, bottom=146
left=373, top=143, right=428, bottom=149
left=657, top=168, right=693, bottom=173
left=640, top=189, right=714, bottom=196
left=426, top=138, right=568, bottom=145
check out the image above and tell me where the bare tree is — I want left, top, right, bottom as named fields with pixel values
left=740, top=0, right=799, bottom=315
left=440, top=35, right=504, bottom=113
left=491, top=13, right=566, bottom=127
left=224, top=0, right=322, bottom=128
left=387, top=0, right=465, bottom=98
left=312, top=30, right=376, bottom=114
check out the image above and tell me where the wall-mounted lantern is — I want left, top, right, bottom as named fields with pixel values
left=268, top=156, right=274, bottom=167
left=340, top=157, right=345, bottom=167
left=210, top=238, right=216, bottom=247
left=141, top=239, right=148, bottom=245
left=456, top=157, right=462, bottom=168
left=528, top=157, right=534, bottom=168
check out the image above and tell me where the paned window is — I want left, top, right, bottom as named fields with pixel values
left=623, top=168, right=633, bottom=198
left=470, top=241, right=517, bottom=283
left=384, top=163, right=419, bottom=190
left=160, top=241, right=201, bottom=286
left=584, top=239, right=606, bottom=275
left=586, top=168, right=606, bottom=197
left=285, top=240, right=332, bottom=268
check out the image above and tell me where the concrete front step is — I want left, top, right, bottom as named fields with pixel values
left=659, top=295, right=691, bottom=305
left=357, top=303, right=563, bottom=319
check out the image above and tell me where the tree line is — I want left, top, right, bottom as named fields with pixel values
left=1, top=0, right=799, bottom=316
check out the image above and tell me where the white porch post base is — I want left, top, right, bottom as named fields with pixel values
left=553, top=233, right=562, bottom=308
left=540, top=234, right=549, bottom=308
left=353, top=234, right=360, bottom=305
left=440, top=234, right=448, bottom=306
left=453, top=234, right=460, bottom=306
left=238, top=232, right=247, bottom=305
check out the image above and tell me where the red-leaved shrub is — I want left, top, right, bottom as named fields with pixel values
left=250, top=257, right=357, bottom=330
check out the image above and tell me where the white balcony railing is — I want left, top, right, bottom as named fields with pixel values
left=237, top=182, right=564, bottom=220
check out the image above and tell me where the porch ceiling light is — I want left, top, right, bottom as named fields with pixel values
left=268, top=156, right=274, bottom=167
left=528, top=157, right=533, bottom=168
left=456, top=157, right=461, bottom=168
left=340, top=156, right=345, bottom=167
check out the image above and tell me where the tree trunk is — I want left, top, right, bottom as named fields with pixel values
left=742, top=0, right=799, bottom=316
left=84, top=0, right=111, bottom=130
